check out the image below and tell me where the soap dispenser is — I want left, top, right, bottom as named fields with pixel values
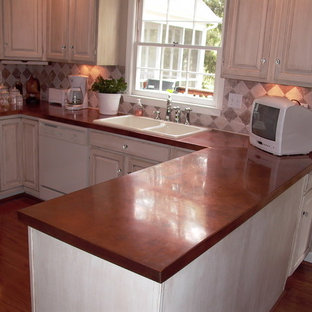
left=134, top=99, right=144, bottom=116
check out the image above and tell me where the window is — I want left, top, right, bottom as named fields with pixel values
left=126, top=0, right=225, bottom=114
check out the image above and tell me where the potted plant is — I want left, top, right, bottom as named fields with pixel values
left=91, top=76, right=127, bottom=115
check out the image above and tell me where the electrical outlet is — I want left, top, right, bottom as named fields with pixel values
left=228, top=93, right=243, bottom=109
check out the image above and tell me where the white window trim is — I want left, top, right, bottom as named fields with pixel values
left=125, top=0, right=225, bottom=117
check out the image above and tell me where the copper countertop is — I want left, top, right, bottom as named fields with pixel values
left=5, top=102, right=312, bottom=283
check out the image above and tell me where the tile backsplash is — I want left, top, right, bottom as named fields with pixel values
left=1, top=62, right=312, bottom=135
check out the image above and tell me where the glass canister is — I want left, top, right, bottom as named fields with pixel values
left=0, top=84, right=10, bottom=107
left=9, top=87, right=20, bottom=107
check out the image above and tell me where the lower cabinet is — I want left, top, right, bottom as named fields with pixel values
left=22, top=118, right=39, bottom=191
left=89, top=147, right=160, bottom=185
left=0, top=118, right=23, bottom=191
left=89, top=130, right=172, bottom=185
left=289, top=175, right=312, bottom=274
left=125, top=156, right=158, bottom=174
left=89, top=148, right=124, bottom=185
left=0, top=117, right=39, bottom=196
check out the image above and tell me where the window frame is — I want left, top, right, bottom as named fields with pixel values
left=125, top=0, right=226, bottom=116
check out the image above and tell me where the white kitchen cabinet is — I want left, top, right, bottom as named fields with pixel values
left=46, top=0, right=97, bottom=63
left=46, top=0, right=126, bottom=65
left=89, top=148, right=123, bottom=185
left=125, top=156, right=158, bottom=174
left=169, top=147, right=192, bottom=160
left=273, top=0, right=312, bottom=86
left=222, top=0, right=275, bottom=81
left=289, top=174, right=312, bottom=274
left=222, top=0, right=312, bottom=87
left=2, top=0, right=44, bottom=59
left=0, top=118, right=22, bottom=191
left=22, top=118, right=39, bottom=192
left=89, top=130, right=171, bottom=184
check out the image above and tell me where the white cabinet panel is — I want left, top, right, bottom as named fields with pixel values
left=222, top=0, right=274, bottom=80
left=89, top=148, right=124, bottom=185
left=46, top=0, right=96, bottom=63
left=0, top=118, right=22, bottom=191
left=222, top=0, right=312, bottom=87
left=274, top=0, right=312, bottom=85
left=22, top=118, right=39, bottom=191
left=3, top=0, right=43, bottom=59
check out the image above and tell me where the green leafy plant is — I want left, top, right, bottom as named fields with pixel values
left=91, top=76, right=127, bottom=94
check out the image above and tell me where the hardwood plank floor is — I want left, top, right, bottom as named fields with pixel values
left=272, top=261, right=312, bottom=312
left=0, top=194, right=312, bottom=312
left=0, top=194, right=41, bottom=312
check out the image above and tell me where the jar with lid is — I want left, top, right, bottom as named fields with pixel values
left=0, top=84, right=10, bottom=107
left=9, top=87, right=20, bottom=107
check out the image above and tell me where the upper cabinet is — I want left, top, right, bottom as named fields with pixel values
left=46, top=0, right=127, bottom=65
left=274, top=0, right=312, bottom=86
left=46, top=0, right=97, bottom=63
left=2, top=0, right=44, bottom=59
left=222, top=0, right=312, bottom=88
left=222, top=0, right=275, bottom=81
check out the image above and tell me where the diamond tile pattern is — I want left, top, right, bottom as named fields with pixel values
left=1, top=62, right=312, bottom=134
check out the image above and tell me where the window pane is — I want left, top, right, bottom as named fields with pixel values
left=142, top=22, right=163, bottom=43
left=141, top=0, right=224, bottom=47
left=204, top=50, right=217, bottom=75
left=134, top=0, right=225, bottom=103
left=137, top=46, right=162, bottom=69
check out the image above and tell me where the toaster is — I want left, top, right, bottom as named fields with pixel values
left=48, top=88, right=67, bottom=106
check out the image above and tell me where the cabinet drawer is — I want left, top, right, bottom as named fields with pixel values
left=90, top=131, right=170, bottom=162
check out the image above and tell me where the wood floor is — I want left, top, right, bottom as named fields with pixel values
left=0, top=194, right=41, bottom=312
left=272, top=261, right=312, bottom=312
left=0, top=194, right=311, bottom=312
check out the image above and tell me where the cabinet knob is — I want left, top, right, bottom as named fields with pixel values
left=122, top=144, right=128, bottom=150
left=260, top=58, right=266, bottom=64
left=71, top=45, right=74, bottom=49
left=303, top=211, right=308, bottom=217
left=275, top=58, right=281, bottom=65
left=117, top=168, right=122, bottom=175
left=61, top=45, right=66, bottom=50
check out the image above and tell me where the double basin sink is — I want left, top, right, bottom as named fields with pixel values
left=93, top=115, right=208, bottom=138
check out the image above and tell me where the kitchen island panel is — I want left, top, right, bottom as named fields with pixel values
left=30, top=228, right=162, bottom=312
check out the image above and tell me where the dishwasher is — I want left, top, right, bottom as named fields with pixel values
left=39, top=120, right=89, bottom=200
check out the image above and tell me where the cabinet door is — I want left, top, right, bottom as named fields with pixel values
left=274, top=0, right=312, bottom=86
left=221, top=0, right=275, bottom=81
left=291, top=191, right=312, bottom=271
left=22, top=119, right=39, bottom=191
left=69, top=0, right=96, bottom=63
left=3, top=0, right=43, bottom=59
left=89, top=148, right=123, bottom=185
left=125, top=156, right=158, bottom=174
left=46, top=0, right=68, bottom=61
left=0, top=118, right=22, bottom=191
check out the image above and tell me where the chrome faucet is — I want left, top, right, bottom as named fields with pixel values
left=184, top=107, right=192, bottom=125
left=165, top=95, right=172, bottom=121
left=154, top=110, right=161, bottom=120
left=173, top=106, right=181, bottom=123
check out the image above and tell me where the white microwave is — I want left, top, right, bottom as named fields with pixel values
left=249, top=96, right=312, bottom=156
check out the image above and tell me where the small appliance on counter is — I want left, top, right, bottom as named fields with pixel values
left=249, top=96, right=312, bottom=156
left=26, top=75, right=40, bottom=104
left=48, top=88, right=67, bottom=106
left=65, top=74, right=88, bottom=110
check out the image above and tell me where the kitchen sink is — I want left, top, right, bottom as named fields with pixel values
left=93, top=115, right=162, bottom=129
left=93, top=115, right=208, bottom=138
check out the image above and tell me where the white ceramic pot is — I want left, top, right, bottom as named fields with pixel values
left=97, top=93, right=121, bottom=115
